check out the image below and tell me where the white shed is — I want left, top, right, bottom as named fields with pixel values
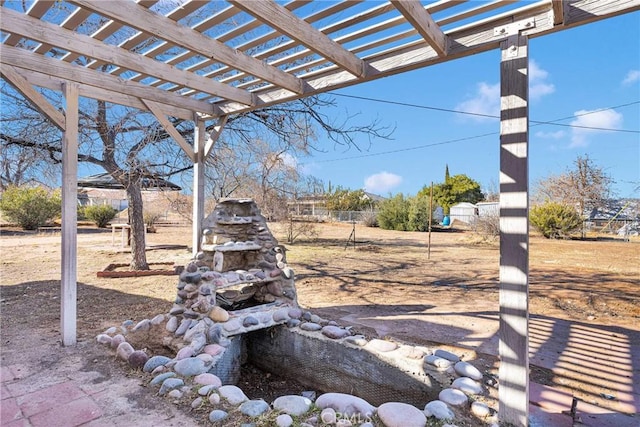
left=477, top=202, right=499, bottom=217
left=450, top=202, right=477, bottom=224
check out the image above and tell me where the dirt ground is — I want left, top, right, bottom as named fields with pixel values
left=1, top=221, right=638, bottom=424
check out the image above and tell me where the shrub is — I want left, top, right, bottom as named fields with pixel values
left=0, top=186, right=61, bottom=230
left=407, top=194, right=434, bottom=232
left=377, top=194, right=409, bottom=231
left=284, top=216, right=318, bottom=244
left=144, top=210, right=162, bottom=227
left=84, top=204, right=118, bottom=228
left=473, top=211, right=500, bottom=241
left=360, top=210, right=378, bottom=228
left=77, top=205, right=87, bottom=221
left=530, top=202, right=582, bottom=239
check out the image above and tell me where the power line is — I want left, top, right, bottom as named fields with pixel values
left=303, top=97, right=639, bottom=165
left=329, top=93, right=640, bottom=133
left=308, top=131, right=498, bottom=164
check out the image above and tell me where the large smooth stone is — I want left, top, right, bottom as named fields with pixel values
left=127, top=350, right=148, bottom=369
left=276, top=414, right=294, bottom=427
left=239, top=399, right=269, bottom=417
left=299, top=322, right=322, bottom=331
left=451, top=377, right=483, bottom=395
left=159, top=377, right=184, bottom=395
left=439, top=388, right=468, bottom=406
left=116, top=342, right=134, bottom=361
left=218, top=385, right=249, bottom=405
left=143, top=355, right=172, bottom=373
left=321, top=325, right=351, bottom=339
left=272, top=395, right=312, bottom=416
left=315, top=393, right=375, bottom=417
left=208, top=409, right=228, bottom=422
left=454, top=361, right=483, bottom=380
left=365, top=339, right=397, bottom=352
left=209, top=306, right=229, bottom=322
left=150, top=372, right=175, bottom=386
left=434, top=349, right=460, bottom=362
left=425, top=355, right=452, bottom=369
left=377, top=402, right=426, bottom=427
left=174, top=357, right=208, bottom=377
left=193, top=373, right=222, bottom=388
left=424, top=400, right=454, bottom=420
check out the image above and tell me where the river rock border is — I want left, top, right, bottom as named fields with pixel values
left=96, top=310, right=500, bottom=427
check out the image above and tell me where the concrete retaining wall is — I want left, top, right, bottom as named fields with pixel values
left=246, top=327, right=445, bottom=407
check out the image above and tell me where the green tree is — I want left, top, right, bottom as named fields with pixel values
left=407, top=193, right=434, bottom=232
left=530, top=201, right=582, bottom=239
left=84, top=205, right=118, bottom=228
left=421, top=174, right=484, bottom=214
left=0, top=186, right=61, bottom=230
left=325, top=187, right=374, bottom=212
left=377, top=193, right=410, bottom=231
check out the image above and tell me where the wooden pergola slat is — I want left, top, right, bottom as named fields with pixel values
left=390, top=0, right=448, bottom=56
left=69, top=0, right=309, bottom=96
left=229, top=0, right=375, bottom=79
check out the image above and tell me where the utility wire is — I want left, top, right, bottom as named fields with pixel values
left=329, top=93, right=640, bottom=133
left=304, top=95, right=640, bottom=164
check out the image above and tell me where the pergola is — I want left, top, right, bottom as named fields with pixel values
left=1, top=1, right=637, bottom=425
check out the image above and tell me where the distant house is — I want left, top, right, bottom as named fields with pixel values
left=585, top=199, right=640, bottom=233
left=77, top=173, right=184, bottom=224
left=287, top=190, right=386, bottom=222
left=287, top=194, right=328, bottom=218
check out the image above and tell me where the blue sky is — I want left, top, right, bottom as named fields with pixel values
left=297, top=11, right=640, bottom=199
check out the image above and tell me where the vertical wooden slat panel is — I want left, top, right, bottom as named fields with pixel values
left=498, top=34, right=530, bottom=427
left=61, top=82, right=79, bottom=347
left=192, top=119, right=205, bottom=257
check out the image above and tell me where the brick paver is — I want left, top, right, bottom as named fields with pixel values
left=16, top=381, right=86, bottom=418
left=29, top=396, right=102, bottom=427
left=0, top=397, right=22, bottom=424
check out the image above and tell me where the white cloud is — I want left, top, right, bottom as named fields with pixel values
left=364, top=172, right=402, bottom=194
left=455, top=82, right=500, bottom=122
left=455, top=60, right=554, bottom=121
left=569, top=108, right=623, bottom=148
left=622, top=69, right=640, bottom=85
left=535, top=130, right=565, bottom=139
left=529, top=60, right=555, bottom=100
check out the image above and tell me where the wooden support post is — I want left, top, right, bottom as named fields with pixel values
left=192, top=118, right=205, bottom=257
left=61, top=82, right=79, bottom=347
left=498, top=34, right=530, bottom=426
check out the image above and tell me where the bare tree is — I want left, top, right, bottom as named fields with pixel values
left=0, top=83, right=61, bottom=190
left=2, top=77, right=391, bottom=269
left=534, top=154, right=614, bottom=238
left=202, top=96, right=392, bottom=217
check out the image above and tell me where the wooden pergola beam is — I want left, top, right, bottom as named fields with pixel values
left=69, top=0, right=308, bottom=96
left=0, top=45, right=216, bottom=117
left=4, top=66, right=197, bottom=121
left=141, top=99, right=195, bottom=162
left=204, top=116, right=229, bottom=159
left=61, top=82, right=79, bottom=347
left=192, top=118, right=206, bottom=258
left=390, top=0, right=448, bottom=56
left=498, top=33, right=530, bottom=427
left=0, top=65, right=66, bottom=131
left=552, top=0, right=566, bottom=25
left=229, top=0, right=375, bottom=79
